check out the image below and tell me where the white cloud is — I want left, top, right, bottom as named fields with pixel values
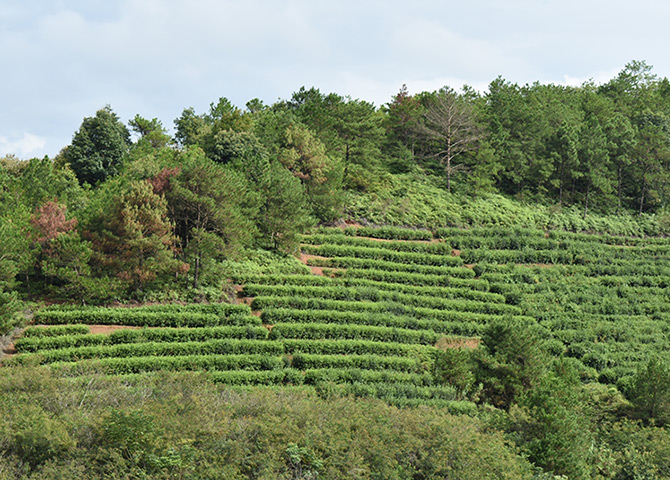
left=0, top=133, right=47, bottom=158
left=560, top=68, right=621, bottom=88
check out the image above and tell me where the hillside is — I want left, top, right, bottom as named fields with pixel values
left=2, top=63, right=670, bottom=478
left=2, top=223, right=670, bottom=479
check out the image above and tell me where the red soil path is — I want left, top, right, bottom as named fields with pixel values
left=300, top=253, right=337, bottom=277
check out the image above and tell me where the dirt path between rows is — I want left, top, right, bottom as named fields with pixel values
left=299, top=253, right=340, bottom=277
left=435, top=336, right=481, bottom=350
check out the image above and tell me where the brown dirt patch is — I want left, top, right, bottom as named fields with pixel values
left=300, top=252, right=329, bottom=263
left=29, top=324, right=143, bottom=336
left=2, top=343, right=16, bottom=357
left=1, top=327, right=26, bottom=361
left=452, top=249, right=461, bottom=256
left=231, top=285, right=254, bottom=306
left=299, top=253, right=336, bottom=277
left=237, top=297, right=254, bottom=307
left=87, top=325, right=142, bottom=335
left=435, top=336, right=480, bottom=350
left=308, top=265, right=327, bottom=276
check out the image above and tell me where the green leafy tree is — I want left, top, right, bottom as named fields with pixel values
left=253, top=109, right=344, bottom=221
left=432, top=347, right=476, bottom=399
left=129, top=115, right=172, bottom=151
left=277, top=123, right=345, bottom=222
left=633, top=113, right=670, bottom=213
left=87, top=180, right=186, bottom=294
left=483, top=77, right=531, bottom=194
left=278, top=123, right=330, bottom=184
left=174, top=97, right=253, bottom=161
left=284, top=87, right=384, bottom=190
left=39, top=231, right=94, bottom=303
left=159, top=148, right=259, bottom=287
left=329, top=98, right=384, bottom=190
left=578, top=114, right=613, bottom=217
left=474, top=318, right=550, bottom=410
left=385, top=84, right=422, bottom=157
left=603, top=113, right=637, bottom=212
left=18, top=157, right=86, bottom=212
left=28, top=200, right=92, bottom=300
left=626, top=356, right=670, bottom=426
left=509, top=362, right=594, bottom=479
left=65, top=106, right=131, bottom=186
left=549, top=120, right=580, bottom=205
left=258, top=162, right=314, bottom=251
left=0, top=209, right=30, bottom=332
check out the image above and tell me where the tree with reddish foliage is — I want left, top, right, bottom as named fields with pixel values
left=147, top=167, right=181, bottom=195
left=88, top=180, right=188, bottom=295
left=29, top=200, right=78, bottom=245
left=386, top=84, right=422, bottom=153
left=28, top=200, right=94, bottom=301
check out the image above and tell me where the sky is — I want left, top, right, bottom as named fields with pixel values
left=2, top=0, right=670, bottom=159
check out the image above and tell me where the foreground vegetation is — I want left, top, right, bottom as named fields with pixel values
left=0, top=368, right=539, bottom=480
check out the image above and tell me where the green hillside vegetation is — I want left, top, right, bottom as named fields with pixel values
left=1, top=61, right=670, bottom=479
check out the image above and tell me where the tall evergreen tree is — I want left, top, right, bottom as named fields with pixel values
left=65, top=106, right=131, bottom=186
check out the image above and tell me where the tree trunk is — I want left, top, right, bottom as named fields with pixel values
left=583, top=182, right=590, bottom=220
left=193, top=253, right=200, bottom=289
left=617, top=163, right=623, bottom=215
left=343, top=143, right=350, bottom=182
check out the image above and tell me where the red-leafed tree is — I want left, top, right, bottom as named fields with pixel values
left=147, top=167, right=181, bottom=195
left=29, top=200, right=94, bottom=302
left=387, top=84, right=422, bottom=153
left=30, top=200, right=78, bottom=246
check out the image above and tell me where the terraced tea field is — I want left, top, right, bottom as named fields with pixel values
left=5, top=226, right=670, bottom=407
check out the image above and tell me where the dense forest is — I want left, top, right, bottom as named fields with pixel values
left=1, top=60, right=670, bottom=479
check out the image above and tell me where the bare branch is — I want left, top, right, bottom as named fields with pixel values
left=415, top=89, right=482, bottom=191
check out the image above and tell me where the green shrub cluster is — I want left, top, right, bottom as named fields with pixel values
left=304, top=233, right=452, bottom=254
left=315, top=225, right=434, bottom=240
left=301, top=244, right=458, bottom=266
left=338, top=277, right=505, bottom=303
left=307, top=256, right=476, bottom=278
left=291, top=353, right=421, bottom=372
left=21, top=324, right=91, bottom=338
left=14, top=326, right=270, bottom=353
left=34, top=308, right=258, bottom=328
left=244, top=284, right=521, bottom=315
left=263, top=308, right=475, bottom=335
left=282, top=339, right=434, bottom=357
left=51, top=353, right=284, bottom=375
left=269, top=322, right=439, bottom=344
left=11, top=338, right=284, bottom=365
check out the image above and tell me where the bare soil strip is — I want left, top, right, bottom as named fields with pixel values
left=1, top=327, right=25, bottom=360
left=299, top=253, right=341, bottom=277
left=435, top=336, right=480, bottom=350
